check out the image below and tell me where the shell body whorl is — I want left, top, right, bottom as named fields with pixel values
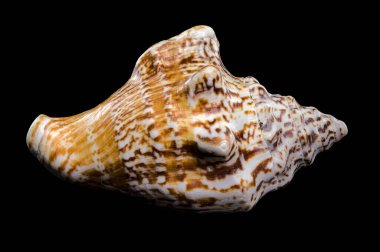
left=26, top=26, right=347, bottom=213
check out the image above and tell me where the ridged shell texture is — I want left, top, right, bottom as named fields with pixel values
left=27, top=26, right=348, bottom=212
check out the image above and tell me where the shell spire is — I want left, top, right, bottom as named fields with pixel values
left=250, top=85, right=348, bottom=196
left=27, top=25, right=347, bottom=212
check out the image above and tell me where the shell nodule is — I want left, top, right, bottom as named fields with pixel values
left=26, top=25, right=348, bottom=213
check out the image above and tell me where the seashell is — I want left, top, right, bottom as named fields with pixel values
left=26, top=25, right=347, bottom=213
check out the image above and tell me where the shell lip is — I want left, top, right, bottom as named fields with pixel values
left=26, top=114, right=51, bottom=155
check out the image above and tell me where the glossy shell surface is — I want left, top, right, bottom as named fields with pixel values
left=27, top=26, right=348, bottom=212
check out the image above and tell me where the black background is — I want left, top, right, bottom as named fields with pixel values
left=5, top=2, right=374, bottom=248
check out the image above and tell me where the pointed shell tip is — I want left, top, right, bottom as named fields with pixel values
left=340, top=120, right=348, bottom=138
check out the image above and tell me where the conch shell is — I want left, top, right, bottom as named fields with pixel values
left=26, top=26, right=347, bottom=213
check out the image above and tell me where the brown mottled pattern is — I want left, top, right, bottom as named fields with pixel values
left=26, top=26, right=348, bottom=213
